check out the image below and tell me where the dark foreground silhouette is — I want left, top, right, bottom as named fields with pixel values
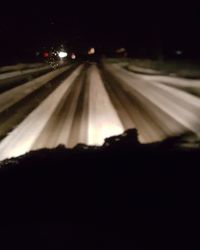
left=0, top=129, right=200, bottom=250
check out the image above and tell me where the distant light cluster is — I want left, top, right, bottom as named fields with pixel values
left=37, top=44, right=78, bottom=69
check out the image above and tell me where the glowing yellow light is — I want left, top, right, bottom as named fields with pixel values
left=88, top=48, right=95, bottom=55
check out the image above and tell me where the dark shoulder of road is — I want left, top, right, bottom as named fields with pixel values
left=0, top=129, right=199, bottom=250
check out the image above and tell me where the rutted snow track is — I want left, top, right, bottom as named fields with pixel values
left=0, top=62, right=200, bottom=160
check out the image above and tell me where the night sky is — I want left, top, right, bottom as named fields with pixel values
left=0, top=1, right=200, bottom=63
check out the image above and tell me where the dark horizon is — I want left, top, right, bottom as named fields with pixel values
left=1, top=1, right=200, bottom=63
